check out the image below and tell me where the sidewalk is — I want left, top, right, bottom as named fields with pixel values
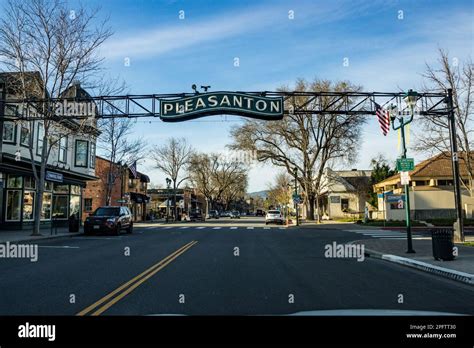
left=0, top=227, right=82, bottom=243
left=354, top=238, right=474, bottom=285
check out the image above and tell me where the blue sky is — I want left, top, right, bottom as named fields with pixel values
left=16, top=0, right=474, bottom=190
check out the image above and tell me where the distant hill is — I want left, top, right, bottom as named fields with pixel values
left=247, top=190, right=268, bottom=199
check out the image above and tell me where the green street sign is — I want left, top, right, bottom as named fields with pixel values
left=160, top=92, right=284, bottom=122
left=396, top=158, right=415, bottom=171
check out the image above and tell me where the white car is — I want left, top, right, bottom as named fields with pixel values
left=265, top=210, right=284, bottom=225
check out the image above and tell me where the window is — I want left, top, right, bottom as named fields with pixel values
left=36, top=123, right=45, bottom=156
left=24, top=176, right=36, bottom=190
left=52, top=195, right=68, bottom=219
left=7, top=175, right=23, bottom=188
left=437, top=180, right=453, bottom=186
left=90, top=142, right=96, bottom=168
left=413, top=180, right=429, bottom=186
left=41, top=193, right=52, bottom=220
left=84, top=198, right=93, bottom=212
left=23, top=191, right=35, bottom=220
left=58, top=136, right=68, bottom=163
left=2, top=122, right=16, bottom=143
left=75, top=140, right=88, bottom=167
left=53, top=183, right=69, bottom=194
left=71, top=185, right=81, bottom=195
left=341, top=198, right=349, bottom=212
left=44, top=181, right=53, bottom=191
left=6, top=190, right=21, bottom=221
left=20, top=126, right=31, bottom=147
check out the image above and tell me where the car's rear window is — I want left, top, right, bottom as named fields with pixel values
left=268, top=210, right=280, bottom=214
left=94, top=207, right=120, bottom=216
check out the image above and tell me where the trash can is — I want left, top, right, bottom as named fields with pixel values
left=68, top=213, right=80, bottom=232
left=431, top=228, right=455, bottom=261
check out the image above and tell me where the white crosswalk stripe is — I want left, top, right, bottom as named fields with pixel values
left=179, top=226, right=189, bottom=229
left=212, top=227, right=221, bottom=230
left=344, top=229, right=425, bottom=240
left=196, top=226, right=205, bottom=229
left=246, top=227, right=254, bottom=230
left=230, top=227, right=238, bottom=229
left=264, top=227, right=270, bottom=229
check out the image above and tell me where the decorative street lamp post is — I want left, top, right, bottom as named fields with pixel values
left=166, top=177, right=171, bottom=223
left=390, top=89, right=418, bottom=254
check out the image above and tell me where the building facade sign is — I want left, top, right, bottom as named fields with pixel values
left=160, top=92, right=284, bottom=122
left=45, top=171, right=63, bottom=183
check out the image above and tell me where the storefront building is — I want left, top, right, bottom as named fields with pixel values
left=0, top=72, right=99, bottom=230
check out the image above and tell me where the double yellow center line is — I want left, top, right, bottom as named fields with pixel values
left=77, top=240, right=198, bottom=316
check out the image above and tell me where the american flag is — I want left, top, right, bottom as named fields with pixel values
left=129, top=161, right=138, bottom=178
left=374, top=102, right=390, bottom=136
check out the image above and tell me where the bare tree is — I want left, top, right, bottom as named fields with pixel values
left=230, top=78, right=366, bottom=220
left=413, top=49, right=474, bottom=195
left=96, top=78, right=147, bottom=205
left=266, top=172, right=292, bottom=210
left=188, top=152, right=248, bottom=213
left=0, top=0, right=112, bottom=235
left=151, top=138, right=194, bottom=220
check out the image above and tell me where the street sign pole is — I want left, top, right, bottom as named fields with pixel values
left=392, top=109, right=416, bottom=254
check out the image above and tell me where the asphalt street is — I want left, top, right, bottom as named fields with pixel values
left=1, top=218, right=473, bottom=315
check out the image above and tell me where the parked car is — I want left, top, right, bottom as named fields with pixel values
left=220, top=211, right=231, bottom=217
left=256, top=209, right=265, bottom=217
left=208, top=210, right=220, bottom=219
left=84, top=206, right=133, bottom=235
left=230, top=211, right=240, bottom=219
left=189, top=210, right=204, bottom=222
left=265, top=210, right=284, bottom=225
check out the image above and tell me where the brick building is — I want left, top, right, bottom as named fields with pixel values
left=82, top=156, right=150, bottom=221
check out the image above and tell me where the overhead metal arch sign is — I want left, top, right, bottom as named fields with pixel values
left=159, top=92, right=284, bottom=122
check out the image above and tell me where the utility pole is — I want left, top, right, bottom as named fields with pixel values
left=294, top=166, right=299, bottom=226
left=446, top=88, right=465, bottom=242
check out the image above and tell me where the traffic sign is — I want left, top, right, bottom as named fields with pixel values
left=400, top=171, right=411, bottom=185
left=396, top=158, right=414, bottom=171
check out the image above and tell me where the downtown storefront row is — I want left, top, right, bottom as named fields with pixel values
left=0, top=155, right=96, bottom=230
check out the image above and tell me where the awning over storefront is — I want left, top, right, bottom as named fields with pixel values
left=129, top=192, right=150, bottom=203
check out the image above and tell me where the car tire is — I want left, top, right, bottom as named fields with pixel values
left=126, top=224, right=133, bottom=234
left=265, top=222, right=268, bottom=225
left=115, top=225, right=121, bottom=236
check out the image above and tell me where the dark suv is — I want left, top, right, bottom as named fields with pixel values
left=84, top=206, right=133, bottom=235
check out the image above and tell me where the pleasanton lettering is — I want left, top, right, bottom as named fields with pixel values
left=160, top=92, right=283, bottom=122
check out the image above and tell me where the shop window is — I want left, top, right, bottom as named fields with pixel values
left=71, top=185, right=81, bottom=195
left=2, top=122, right=16, bottom=143
left=75, top=140, right=88, bottom=167
left=41, top=193, right=52, bottom=220
left=24, top=176, right=36, bottom=190
left=437, top=180, right=453, bottom=186
left=7, top=174, right=23, bottom=188
left=52, top=195, right=68, bottom=219
left=341, top=198, right=349, bottom=212
left=84, top=198, right=93, bottom=212
left=53, top=183, right=69, bottom=194
left=23, top=191, right=35, bottom=220
left=58, top=136, right=68, bottom=163
left=20, top=126, right=31, bottom=147
left=6, top=190, right=21, bottom=221
left=44, top=181, right=53, bottom=191
left=70, top=195, right=81, bottom=217
left=90, top=142, right=96, bottom=168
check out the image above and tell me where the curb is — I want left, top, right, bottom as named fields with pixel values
left=1, top=232, right=83, bottom=244
left=364, top=247, right=474, bottom=286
